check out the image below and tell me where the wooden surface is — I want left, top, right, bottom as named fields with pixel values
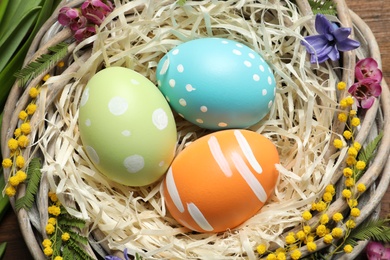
left=0, top=1, right=389, bottom=259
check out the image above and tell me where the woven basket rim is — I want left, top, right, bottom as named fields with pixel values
left=2, top=0, right=390, bottom=259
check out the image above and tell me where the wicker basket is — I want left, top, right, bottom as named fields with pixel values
left=2, top=0, right=389, bottom=259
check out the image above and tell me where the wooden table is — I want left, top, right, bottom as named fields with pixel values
left=0, top=0, right=389, bottom=259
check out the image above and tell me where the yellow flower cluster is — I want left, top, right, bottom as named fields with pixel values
left=43, top=191, right=69, bottom=258
left=2, top=74, right=47, bottom=197
left=256, top=82, right=371, bottom=258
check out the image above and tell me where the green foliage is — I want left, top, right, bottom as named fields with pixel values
left=358, top=131, right=383, bottom=165
left=50, top=205, right=94, bottom=260
left=57, top=211, right=88, bottom=230
left=0, top=0, right=61, bottom=111
left=15, top=158, right=42, bottom=211
left=14, top=42, right=69, bottom=87
left=135, top=253, right=144, bottom=260
left=355, top=131, right=383, bottom=180
left=0, top=242, right=6, bottom=260
left=308, top=0, right=337, bottom=16
left=177, top=0, right=187, bottom=6
left=345, top=218, right=390, bottom=246
left=0, top=167, right=10, bottom=223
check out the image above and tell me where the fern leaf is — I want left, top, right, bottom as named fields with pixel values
left=345, top=218, right=390, bottom=246
left=358, top=131, right=384, bottom=164
left=308, top=0, right=337, bottom=15
left=15, top=158, right=42, bottom=211
left=66, top=230, right=89, bottom=245
left=14, top=42, right=69, bottom=86
left=67, top=239, right=94, bottom=260
left=57, top=214, right=87, bottom=230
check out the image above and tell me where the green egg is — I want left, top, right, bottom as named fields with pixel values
left=79, top=67, right=177, bottom=186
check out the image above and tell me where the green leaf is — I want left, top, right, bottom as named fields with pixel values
left=345, top=218, right=390, bottom=246
left=0, top=7, right=41, bottom=72
left=0, top=0, right=42, bottom=40
left=57, top=213, right=87, bottom=230
left=67, top=239, right=94, bottom=260
left=0, top=168, right=11, bottom=223
left=177, top=0, right=187, bottom=6
left=356, top=131, right=384, bottom=180
left=308, top=0, right=337, bottom=15
left=0, top=242, right=7, bottom=260
left=15, top=158, right=42, bottom=211
left=14, top=42, right=69, bottom=86
left=0, top=0, right=9, bottom=25
left=0, top=0, right=58, bottom=111
left=358, top=131, right=384, bottom=164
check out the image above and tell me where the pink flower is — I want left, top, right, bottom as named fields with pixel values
left=74, top=25, right=96, bottom=42
left=81, top=0, right=113, bottom=25
left=58, top=7, right=81, bottom=26
left=348, top=78, right=382, bottom=109
left=69, top=16, right=88, bottom=32
left=355, top=58, right=383, bottom=83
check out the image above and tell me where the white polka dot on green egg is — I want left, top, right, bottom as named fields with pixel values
left=156, top=38, right=276, bottom=130
left=79, top=67, right=177, bottom=186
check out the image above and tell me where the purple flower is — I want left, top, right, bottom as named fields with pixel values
left=58, top=7, right=81, bottom=26
left=355, top=58, right=383, bottom=83
left=301, top=14, right=360, bottom=63
left=348, top=78, right=382, bottom=109
left=81, top=0, right=114, bottom=25
left=105, top=248, right=130, bottom=260
left=74, top=25, right=96, bottom=42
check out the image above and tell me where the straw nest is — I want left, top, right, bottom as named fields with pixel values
left=2, top=0, right=390, bottom=259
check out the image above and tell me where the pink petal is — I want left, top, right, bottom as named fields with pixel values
left=361, top=96, right=375, bottom=109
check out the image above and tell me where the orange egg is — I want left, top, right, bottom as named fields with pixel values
left=162, top=129, right=279, bottom=233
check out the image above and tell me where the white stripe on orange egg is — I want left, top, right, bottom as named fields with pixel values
left=208, top=136, right=233, bottom=177
left=231, top=152, right=267, bottom=203
left=187, top=202, right=214, bottom=232
left=166, top=167, right=184, bottom=213
left=234, top=130, right=263, bottom=174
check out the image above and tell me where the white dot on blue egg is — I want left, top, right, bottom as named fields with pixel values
left=268, top=67, right=272, bottom=73
left=262, top=89, right=267, bottom=96
left=157, top=80, right=161, bottom=87
left=244, top=61, right=252, bottom=67
left=172, top=49, right=179, bottom=55
left=222, top=40, right=229, bottom=44
left=268, top=100, right=273, bottom=109
left=259, top=65, right=265, bottom=72
left=233, top=49, right=242, bottom=55
left=253, top=74, right=260, bottom=81
left=169, top=79, right=175, bottom=87
left=236, top=43, right=243, bottom=48
left=200, top=106, right=208, bottom=112
left=196, top=119, right=204, bottom=124
left=248, top=53, right=255, bottom=59
left=165, top=96, right=170, bottom=102
left=186, top=84, right=196, bottom=92
left=268, top=76, right=272, bottom=85
left=179, top=98, right=187, bottom=106
left=177, top=64, right=184, bottom=73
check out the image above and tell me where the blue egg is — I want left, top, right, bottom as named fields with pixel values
left=156, top=38, right=276, bottom=130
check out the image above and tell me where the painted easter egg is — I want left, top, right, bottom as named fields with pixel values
left=162, top=129, right=279, bottom=232
left=79, top=67, right=177, bottom=186
left=156, top=38, right=276, bottom=130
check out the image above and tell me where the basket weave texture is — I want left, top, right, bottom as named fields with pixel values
left=1, top=0, right=390, bottom=259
